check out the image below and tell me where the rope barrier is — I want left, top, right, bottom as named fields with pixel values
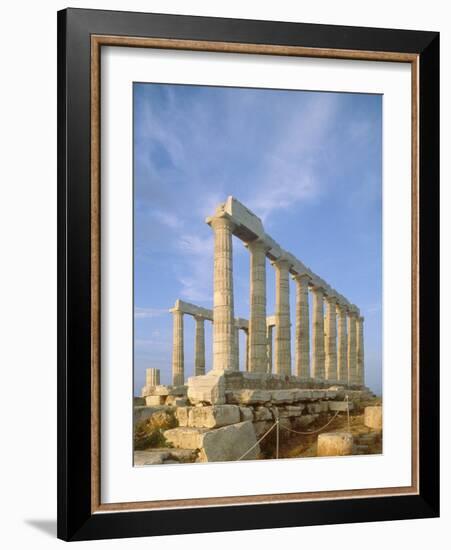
left=237, top=420, right=279, bottom=461
left=278, top=409, right=340, bottom=436
left=236, top=399, right=352, bottom=460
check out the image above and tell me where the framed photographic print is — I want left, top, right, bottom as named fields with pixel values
left=57, top=8, right=439, bottom=541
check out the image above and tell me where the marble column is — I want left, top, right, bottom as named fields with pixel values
left=347, top=309, right=358, bottom=385
left=293, top=274, right=310, bottom=380
left=244, top=329, right=250, bottom=372
left=266, top=324, right=273, bottom=374
left=336, top=303, right=348, bottom=384
left=325, top=295, right=338, bottom=382
left=233, top=324, right=240, bottom=371
left=209, top=216, right=235, bottom=372
left=248, top=240, right=268, bottom=373
left=311, top=286, right=326, bottom=380
left=356, top=315, right=365, bottom=386
left=171, top=309, right=184, bottom=386
left=194, top=316, right=206, bottom=376
left=273, top=259, right=291, bottom=375
left=146, top=368, right=160, bottom=387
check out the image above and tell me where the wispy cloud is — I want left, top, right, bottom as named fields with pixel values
left=134, top=307, right=167, bottom=319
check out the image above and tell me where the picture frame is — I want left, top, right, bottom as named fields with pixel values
left=57, top=7, right=439, bottom=541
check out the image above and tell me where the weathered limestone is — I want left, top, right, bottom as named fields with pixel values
left=347, top=310, right=358, bottom=385
left=329, top=401, right=354, bottom=412
left=226, top=389, right=272, bottom=405
left=194, top=316, right=206, bottom=376
left=248, top=239, right=268, bottom=373
left=188, top=405, right=240, bottom=428
left=164, top=427, right=207, bottom=449
left=317, top=432, right=353, bottom=456
left=233, top=324, right=240, bottom=372
left=356, top=316, right=365, bottom=386
left=273, top=258, right=291, bottom=375
left=364, top=406, right=382, bottom=430
left=146, top=368, right=160, bottom=387
left=198, top=421, right=260, bottom=462
left=325, top=295, right=338, bottom=382
left=312, top=286, right=326, bottom=380
left=170, top=308, right=184, bottom=386
left=294, top=274, right=310, bottom=380
left=187, top=372, right=226, bottom=405
left=266, top=323, right=273, bottom=374
left=336, top=303, right=348, bottom=384
left=208, top=215, right=236, bottom=372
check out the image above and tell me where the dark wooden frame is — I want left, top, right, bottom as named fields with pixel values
left=57, top=7, right=439, bottom=541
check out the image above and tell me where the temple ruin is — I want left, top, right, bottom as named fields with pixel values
left=135, top=197, right=377, bottom=465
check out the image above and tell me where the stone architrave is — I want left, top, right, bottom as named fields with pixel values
left=336, top=302, right=348, bottom=384
left=247, top=239, right=268, bottom=373
left=347, top=309, right=358, bottom=385
left=293, top=274, right=310, bottom=379
left=170, top=308, right=184, bottom=386
left=356, top=316, right=365, bottom=386
left=325, top=295, right=338, bottom=382
left=208, top=216, right=236, bottom=372
left=194, top=316, right=206, bottom=376
left=311, top=286, right=326, bottom=380
left=273, top=258, right=291, bottom=375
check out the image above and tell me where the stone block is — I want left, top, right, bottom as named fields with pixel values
left=307, top=402, right=323, bottom=414
left=239, top=406, right=253, bottom=422
left=175, top=406, right=191, bottom=427
left=317, top=432, right=353, bottom=456
left=294, top=390, right=313, bottom=401
left=163, top=427, right=207, bottom=449
left=134, top=450, right=171, bottom=466
left=270, top=390, right=296, bottom=404
left=225, top=389, right=272, bottom=405
left=254, top=406, right=272, bottom=421
left=310, top=390, right=326, bottom=399
left=253, top=420, right=272, bottom=437
left=329, top=401, right=354, bottom=412
left=188, top=405, right=240, bottom=428
left=199, top=421, right=260, bottom=462
left=364, top=406, right=382, bottom=430
left=133, top=405, right=169, bottom=427
left=145, top=395, right=166, bottom=406
left=187, top=373, right=225, bottom=405
left=279, top=405, right=304, bottom=418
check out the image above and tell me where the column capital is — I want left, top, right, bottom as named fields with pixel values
left=325, top=294, right=338, bottom=304
left=310, top=284, right=326, bottom=295
left=292, top=272, right=311, bottom=284
left=206, top=213, right=236, bottom=232
left=246, top=237, right=270, bottom=253
left=271, top=257, right=292, bottom=270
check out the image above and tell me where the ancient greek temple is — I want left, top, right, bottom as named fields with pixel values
left=169, top=197, right=365, bottom=388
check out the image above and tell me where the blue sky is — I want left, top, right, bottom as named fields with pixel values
left=133, top=83, right=382, bottom=396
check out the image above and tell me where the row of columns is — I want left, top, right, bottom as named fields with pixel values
left=170, top=303, right=250, bottom=385
left=207, top=214, right=365, bottom=386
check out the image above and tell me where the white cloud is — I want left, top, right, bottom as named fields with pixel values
left=134, top=307, right=167, bottom=319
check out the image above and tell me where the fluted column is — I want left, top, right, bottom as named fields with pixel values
left=194, top=316, right=206, bottom=376
left=248, top=240, right=268, bottom=373
left=273, top=259, right=291, bottom=375
left=146, top=368, right=160, bottom=387
left=336, top=303, right=348, bottom=384
left=233, top=324, right=240, bottom=371
left=266, top=324, right=273, bottom=374
left=293, top=274, right=310, bottom=380
left=356, top=315, right=365, bottom=386
left=244, top=329, right=249, bottom=371
left=311, top=286, right=326, bottom=380
left=347, top=309, right=358, bottom=385
left=209, top=216, right=235, bottom=372
left=171, top=309, right=184, bottom=386
left=325, top=295, right=338, bottom=382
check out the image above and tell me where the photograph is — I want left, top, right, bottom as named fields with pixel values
left=133, top=82, right=383, bottom=466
